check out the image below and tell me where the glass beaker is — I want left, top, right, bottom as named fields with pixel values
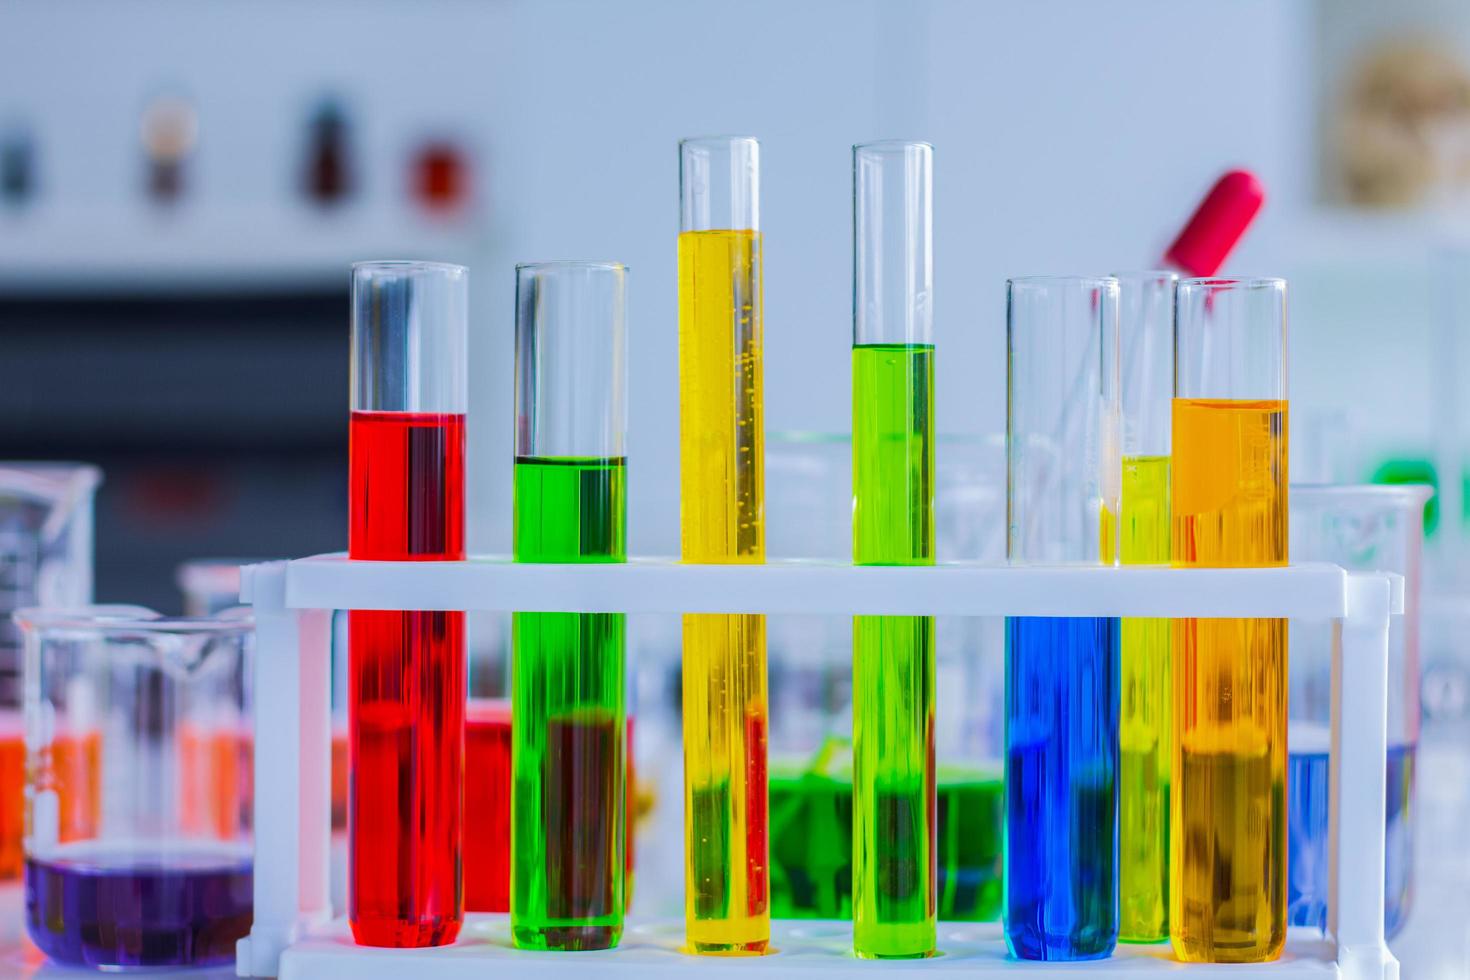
left=1287, top=484, right=1431, bottom=938
left=0, top=464, right=100, bottom=882
left=934, top=433, right=1006, bottom=926
left=15, top=605, right=252, bottom=969
left=765, top=433, right=852, bottom=923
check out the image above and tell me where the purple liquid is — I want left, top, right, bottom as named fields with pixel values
left=1287, top=742, right=1415, bottom=937
left=25, top=845, right=252, bottom=968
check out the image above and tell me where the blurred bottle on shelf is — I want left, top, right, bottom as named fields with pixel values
left=0, top=124, right=36, bottom=206
left=410, top=139, right=469, bottom=214
left=140, top=91, right=197, bottom=205
left=303, top=98, right=353, bottom=207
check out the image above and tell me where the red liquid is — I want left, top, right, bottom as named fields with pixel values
left=0, top=716, right=23, bottom=879
left=745, top=708, right=768, bottom=917
left=464, top=700, right=511, bottom=913
left=348, top=411, right=465, bottom=948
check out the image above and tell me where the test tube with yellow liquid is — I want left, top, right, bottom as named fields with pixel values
left=1114, top=271, right=1176, bottom=944
left=678, top=135, right=769, bottom=955
left=1170, top=277, right=1288, bottom=963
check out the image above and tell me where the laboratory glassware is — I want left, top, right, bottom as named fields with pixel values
left=1287, top=484, right=1429, bottom=938
left=850, top=139, right=936, bottom=959
left=1113, top=271, right=1176, bottom=943
left=763, top=434, right=852, bottom=922
left=764, top=435, right=1006, bottom=926
left=932, top=435, right=1007, bottom=925
left=1171, top=277, right=1288, bottom=963
left=1004, top=276, right=1121, bottom=961
left=16, top=605, right=252, bottom=969
left=0, top=463, right=99, bottom=881
left=1163, top=170, right=1265, bottom=278
left=678, top=135, right=769, bottom=955
left=347, top=260, right=467, bottom=948
left=511, top=260, right=628, bottom=950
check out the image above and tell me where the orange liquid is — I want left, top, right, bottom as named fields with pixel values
left=179, top=722, right=253, bottom=840
left=332, top=725, right=349, bottom=832
left=1170, top=398, right=1288, bottom=963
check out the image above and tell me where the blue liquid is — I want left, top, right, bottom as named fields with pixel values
left=1286, top=741, right=1415, bottom=937
left=25, top=843, right=252, bottom=969
left=1004, top=616, right=1120, bottom=961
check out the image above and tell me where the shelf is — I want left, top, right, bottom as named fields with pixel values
left=0, top=207, right=485, bottom=293
left=253, top=554, right=1399, bottom=620
left=276, top=916, right=1342, bottom=979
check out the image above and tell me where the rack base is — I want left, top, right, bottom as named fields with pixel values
left=277, top=916, right=1342, bottom=978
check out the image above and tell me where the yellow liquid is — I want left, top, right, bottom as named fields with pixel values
left=1170, top=399, right=1287, bottom=963
left=678, top=228, right=769, bottom=954
left=1119, top=455, right=1171, bottom=943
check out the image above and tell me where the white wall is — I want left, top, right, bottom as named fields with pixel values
left=474, top=0, right=1305, bottom=553
left=1, top=0, right=1310, bottom=554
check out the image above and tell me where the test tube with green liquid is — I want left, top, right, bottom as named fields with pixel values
left=511, top=261, right=628, bottom=951
left=850, top=139, right=936, bottom=959
left=1113, top=271, right=1176, bottom=943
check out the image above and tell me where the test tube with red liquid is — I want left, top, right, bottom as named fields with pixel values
left=348, top=261, right=468, bottom=948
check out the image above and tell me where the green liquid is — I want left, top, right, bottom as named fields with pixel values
left=1119, top=454, right=1171, bottom=942
left=511, top=456, right=626, bottom=951
left=769, top=758, right=1002, bottom=922
left=851, top=343, right=936, bottom=958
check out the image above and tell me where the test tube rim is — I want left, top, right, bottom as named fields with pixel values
left=1110, top=268, right=1180, bottom=284
left=1177, top=275, right=1285, bottom=292
left=852, top=138, right=934, bottom=153
left=13, top=604, right=254, bottom=634
left=350, top=258, right=467, bottom=277
left=1007, top=274, right=1118, bottom=290
left=677, top=134, right=760, bottom=150
left=515, top=260, right=627, bottom=273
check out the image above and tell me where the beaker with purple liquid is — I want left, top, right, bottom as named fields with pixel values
left=15, top=605, right=253, bottom=969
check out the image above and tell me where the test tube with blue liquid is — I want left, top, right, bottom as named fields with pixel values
left=1286, top=483, right=1430, bottom=938
left=1004, top=276, right=1121, bottom=961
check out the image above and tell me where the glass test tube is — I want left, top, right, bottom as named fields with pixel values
left=1004, top=276, right=1121, bottom=961
left=1286, top=484, right=1429, bottom=939
left=1170, top=277, right=1288, bottom=963
left=1114, top=271, right=1176, bottom=944
left=511, top=261, right=629, bottom=950
left=347, top=261, right=467, bottom=948
left=678, top=135, right=769, bottom=955
left=850, top=140, right=936, bottom=958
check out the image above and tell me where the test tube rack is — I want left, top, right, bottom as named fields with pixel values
left=237, top=557, right=1401, bottom=980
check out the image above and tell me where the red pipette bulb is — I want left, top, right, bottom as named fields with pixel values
left=1164, top=169, right=1265, bottom=277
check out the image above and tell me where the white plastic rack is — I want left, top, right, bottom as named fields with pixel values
left=236, top=556, right=1401, bottom=980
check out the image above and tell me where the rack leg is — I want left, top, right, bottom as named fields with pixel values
left=237, top=563, right=332, bottom=978
left=1330, top=573, right=1400, bottom=980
